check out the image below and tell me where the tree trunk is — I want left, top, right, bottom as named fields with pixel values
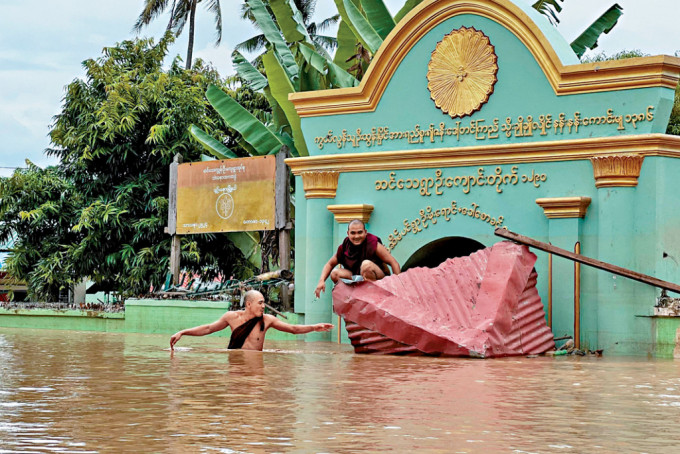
left=185, top=0, right=197, bottom=70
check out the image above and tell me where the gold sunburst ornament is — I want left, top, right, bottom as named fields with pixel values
left=427, top=27, right=498, bottom=118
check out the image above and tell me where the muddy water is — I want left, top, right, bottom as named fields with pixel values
left=1, top=328, right=680, bottom=453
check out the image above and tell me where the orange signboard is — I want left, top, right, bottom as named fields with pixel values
left=176, top=156, right=276, bottom=234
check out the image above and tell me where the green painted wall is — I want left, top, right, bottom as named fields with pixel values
left=0, top=301, right=305, bottom=342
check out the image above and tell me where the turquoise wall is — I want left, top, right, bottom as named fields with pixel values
left=304, top=15, right=674, bottom=157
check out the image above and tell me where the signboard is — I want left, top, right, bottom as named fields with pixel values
left=176, top=156, right=276, bottom=234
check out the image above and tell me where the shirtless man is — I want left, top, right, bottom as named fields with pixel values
left=314, top=219, right=400, bottom=298
left=169, top=290, right=333, bottom=351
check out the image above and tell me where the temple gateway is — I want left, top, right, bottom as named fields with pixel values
left=285, top=0, right=680, bottom=356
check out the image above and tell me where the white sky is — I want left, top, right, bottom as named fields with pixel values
left=1, top=0, right=679, bottom=177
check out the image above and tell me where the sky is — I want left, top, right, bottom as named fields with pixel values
left=1, top=0, right=679, bottom=178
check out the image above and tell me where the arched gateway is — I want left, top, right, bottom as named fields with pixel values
left=285, top=0, right=680, bottom=356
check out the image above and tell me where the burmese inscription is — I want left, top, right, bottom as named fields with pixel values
left=386, top=201, right=505, bottom=251
left=374, top=166, right=547, bottom=196
left=314, top=107, right=655, bottom=150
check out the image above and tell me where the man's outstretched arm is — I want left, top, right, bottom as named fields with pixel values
left=170, top=313, right=230, bottom=350
left=315, top=255, right=339, bottom=298
left=269, top=315, right=333, bottom=335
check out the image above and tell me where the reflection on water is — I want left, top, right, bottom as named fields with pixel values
left=1, top=328, right=680, bottom=453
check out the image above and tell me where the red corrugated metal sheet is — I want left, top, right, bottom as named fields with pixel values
left=332, top=241, right=555, bottom=358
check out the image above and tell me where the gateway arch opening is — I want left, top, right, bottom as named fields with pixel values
left=401, top=236, right=486, bottom=272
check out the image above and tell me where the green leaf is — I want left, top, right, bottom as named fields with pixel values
left=206, top=84, right=284, bottom=155
left=298, top=44, right=359, bottom=88
left=532, top=0, right=564, bottom=25
left=232, top=51, right=268, bottom=91
left=261, top=50, right=309, bottom=157
left=341, top=0, right=384, bottom=54
left=227, top=232, right=262, bottom=269
left=189, top=124, right=239, bottom=159
left=334, top=0, right=370, bottom=51
left=269, top=0, right=312, bottom=44
left=570, top=4, right=623, bottom=58
left=394, top=0, right=424, bottom=23
left=263, top=86, right=290, bottom=131
left=333, top=20, right=358, bottom=71
left=247, top=0, right=299, bottom=83
left=361, top=0, right=396, bottom=39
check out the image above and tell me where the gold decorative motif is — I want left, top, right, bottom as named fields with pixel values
left=427, top=27, right=498, bottom=118
left=301, top=171, right=339, bottom=198
left=536, top=197, right=591, bottom=219
left=326, top=204, right=374, bottom=223
left=590, top=154, right=644, bottom=187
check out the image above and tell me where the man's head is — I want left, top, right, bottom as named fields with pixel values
left=347, top=219, right=367, bottom=246
left=244, top=290, right=265, bottom=317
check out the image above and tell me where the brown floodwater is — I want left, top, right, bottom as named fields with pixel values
left=1, top=328, right=680, bottom=453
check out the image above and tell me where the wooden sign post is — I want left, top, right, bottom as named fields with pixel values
left=167, top=148, right=292, bottom=309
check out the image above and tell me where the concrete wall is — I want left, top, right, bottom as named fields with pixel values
left=0, top=300, right=304, bottom=342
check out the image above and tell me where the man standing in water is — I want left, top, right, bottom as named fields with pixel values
left=314, top=219, right=400, bottom=298
left=170, top=290, right=333, bottom=351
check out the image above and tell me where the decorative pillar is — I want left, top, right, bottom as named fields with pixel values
left=590, top=153, right=645, bottom=354
left=536, top=197, right=591, bottom=344
left=300, top=171, right=339, bottom=341
left=326, top=204, right=374, bottom=224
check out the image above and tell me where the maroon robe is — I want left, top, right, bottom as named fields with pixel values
left=335, top=233, right=386, bottom=276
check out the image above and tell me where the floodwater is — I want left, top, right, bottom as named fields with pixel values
left=1, top=329, right=680, bottom=453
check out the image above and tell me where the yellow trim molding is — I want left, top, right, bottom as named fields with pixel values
left=289, top=0, right=680, bottom=118
left=286, top=134, right=680, bottom=175
left=590, top=154, right=645, bottom=188
left=301, top=171, right=339, bottom=199
left=327, top=204, right=375, bottom=224
left=536, top=197, right=591, bottom=219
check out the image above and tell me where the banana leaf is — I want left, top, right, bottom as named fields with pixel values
left=361, top=0, right=396, bottom=39
left=334, top=0, right=370, bottom=52
left=262, top=50, right=309, bottom=157
left=206, top=84, right=285, bottom=156
left=298, top=44, right=359, bottom=88
left=189, top=125, right=239, bottom=159
left=247, top=0, right=299, bottom=83
left=227, top=231, right=262, bottom=269
left=340, top=0, right=383, bottom=54
left=333, top=20, right=358, bottom=72
left=232, top=51, right=268, bottom=91
left=570, top=4, right=623, bottom=58
left=263, top=85, right=290, bottom=131
left=394, top=0, right=424, bottom=23
left=269, top=0, right=312, bottom=44
left=532, top=0, right=563, bottom=25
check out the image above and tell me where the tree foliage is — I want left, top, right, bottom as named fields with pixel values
left=0, top=33, right=268, bottom=301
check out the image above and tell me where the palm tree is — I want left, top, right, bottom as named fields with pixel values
left=134, top=0, right=223, bottom=70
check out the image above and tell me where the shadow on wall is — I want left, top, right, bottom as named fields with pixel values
left=402, top=236, right=486, bottom=271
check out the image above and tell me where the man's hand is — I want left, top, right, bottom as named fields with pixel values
left=314, top=323, right=334, bottom=332
left=314, top=281, right=326, bottom=299
left=170, top=331, right=183, bottom=350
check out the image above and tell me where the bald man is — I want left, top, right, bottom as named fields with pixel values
left=314, top=219, right=400, bottom=298
left=170, top=290, right=333, bottom=351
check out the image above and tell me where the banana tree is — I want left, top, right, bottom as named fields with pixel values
left=190, top=0, right=361, bottom=270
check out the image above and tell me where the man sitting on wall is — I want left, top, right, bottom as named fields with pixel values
left=314, top=219, right=400, bottom=298
left=170, top=290, right=333, bottom=351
